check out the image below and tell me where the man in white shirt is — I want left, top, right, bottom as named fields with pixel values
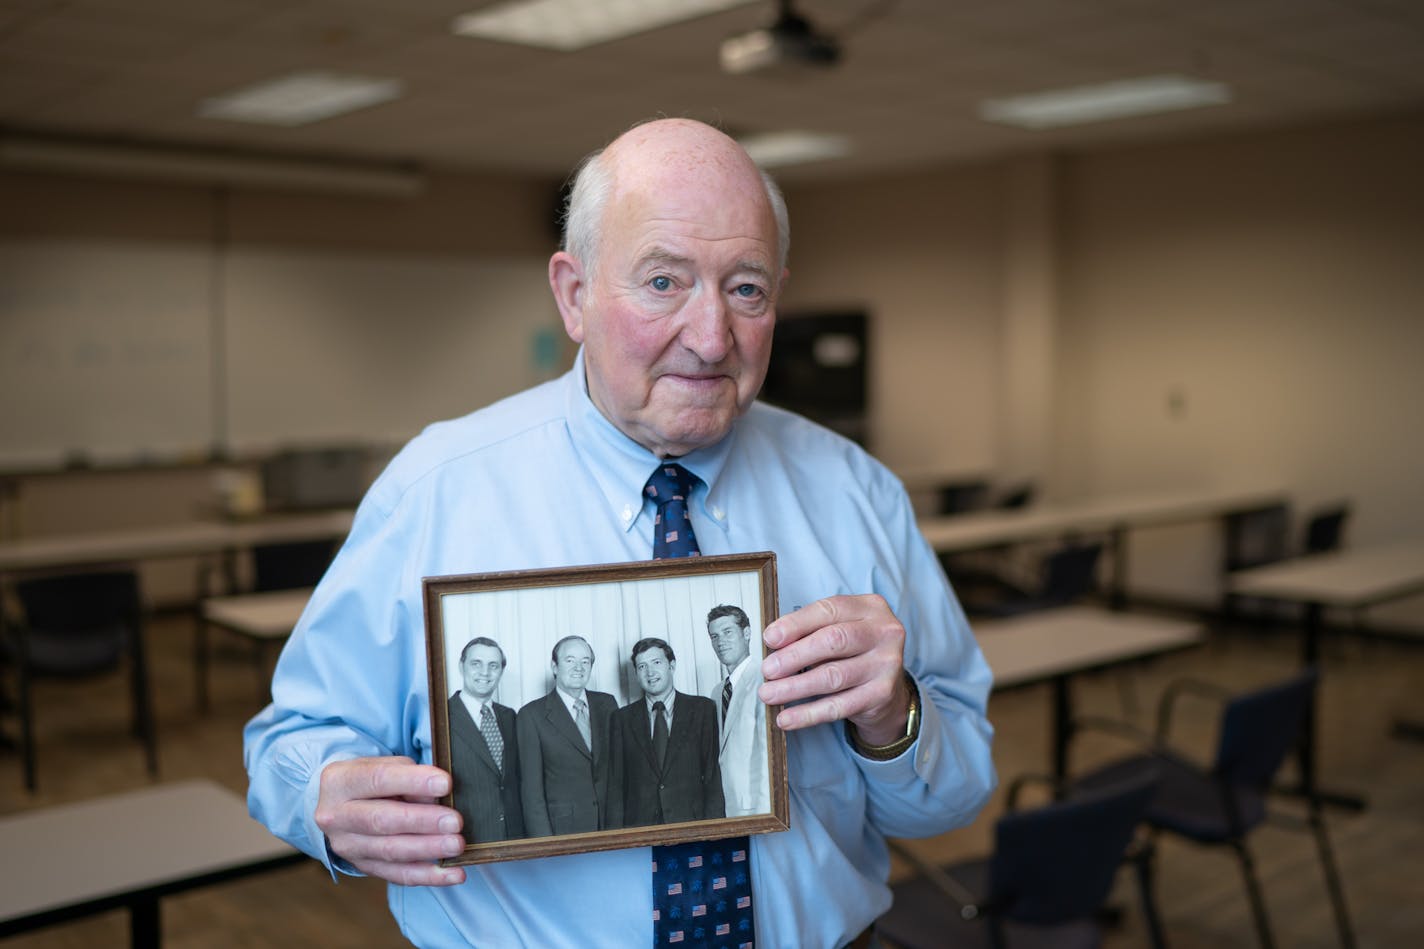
left=706, top=605, right=770, bottom=817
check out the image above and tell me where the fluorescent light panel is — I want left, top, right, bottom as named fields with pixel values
left=452, top=0, right=754, bottom=51
left=738, top=130, right=851, bottom=169
left=980, top=75, right=1231, bottom=130
left=200, top=72, right=403, bottom=127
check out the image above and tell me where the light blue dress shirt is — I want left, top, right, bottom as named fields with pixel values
left=244, top=351, right=996, bottom=948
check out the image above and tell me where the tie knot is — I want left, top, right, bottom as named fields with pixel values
left=645, top=463, right=699, bottom=505
left=652, top=700, right=666, bottom=713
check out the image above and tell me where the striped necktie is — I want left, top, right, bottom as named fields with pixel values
left=646, top=463, right=755, bottom=948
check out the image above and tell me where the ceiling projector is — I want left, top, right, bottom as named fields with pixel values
left=720, top=1, right=841, bottom=75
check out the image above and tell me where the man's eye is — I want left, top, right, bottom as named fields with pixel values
left=649, top=275, right=673, bottom=292
left=734, top=283, right=762, bottom=298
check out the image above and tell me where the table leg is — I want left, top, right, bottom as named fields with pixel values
left=129, top=896, right=160, bottom=949
left=1108, top=526, right=1128, bottom=611
left=1289, top=602, right=1367, bottom=812
left=1051, top=674, right=1072, bottom=784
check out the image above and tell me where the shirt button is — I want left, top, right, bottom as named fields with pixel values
left=621, top=506, right=633, bottom=523
left=711, top=506, right=725, bottom=520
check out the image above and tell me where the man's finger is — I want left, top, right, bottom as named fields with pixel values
left=761, top=622, right=862, bottom=681
left=763, top=599, right=841, bottom=648
left=353, top=857, right=468, bottom=888
left=322, top=757, right=451, bottom=804
left=331, top=798, right=464, bottom=838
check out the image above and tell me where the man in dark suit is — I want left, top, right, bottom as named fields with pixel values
left=447, top=636, right=524, bottom=844
left=516, top=635, right=623, bottom=836
left=617, top=637, right=724, bottom=827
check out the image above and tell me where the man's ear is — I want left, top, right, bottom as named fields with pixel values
left=549, top=251, right=587, bottom=343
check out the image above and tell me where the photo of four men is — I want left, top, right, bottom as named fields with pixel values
left=446, top=603, right=771, bottom=847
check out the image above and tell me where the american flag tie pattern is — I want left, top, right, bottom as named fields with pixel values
left=645, top=462, right=755, bottom=948
left=645, top=463, right=702, bottom=560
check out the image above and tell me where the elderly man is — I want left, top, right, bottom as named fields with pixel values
left=705, top=604, right=770, bottom=817
left=617, top=637, right=723, bottom=827
left=447, top=636, right=523, bottom=844
left=244, top=118, right=994, bottom=948
left=516, top=635, right=622, bottom=836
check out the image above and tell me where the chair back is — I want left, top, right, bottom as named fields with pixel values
left=1303, top=504, right=1350, bottom=555
left=988, top=770, right=1158, bottom=926
left=1223, top=503, right=1291, bottom=572
left=1213, top=669, right=1317, bottom=791
left=253, top=539, right=336, bottom=592
left=938, top=480, right=990, bottom=516
left=996, top=483, right=1035, bottom=510
left=15, top=570, right=141, bottom=674
left=1039, top=542, right=1104, bottom=605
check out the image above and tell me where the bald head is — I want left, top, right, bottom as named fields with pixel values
left=562, top=119, right=790, bottom=278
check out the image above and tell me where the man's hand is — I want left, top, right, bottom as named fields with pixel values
left=315, top=756, right=468, bottom=887
left=757, top=594, right=910, bottom=745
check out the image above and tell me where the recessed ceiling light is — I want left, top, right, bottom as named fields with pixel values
left=980, top=75, right=1231, bottom=130
left=199, top=72, right=403, bottom=127
left=738, top=130, right=851, bottom=169
left=452, top=0, right=755, bottom=51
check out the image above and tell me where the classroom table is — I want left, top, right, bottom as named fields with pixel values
left=918, top=486, right=1287, bottom=608
left=0, top=779, right=304, bottom=947
left=198, top=587, right=314, bottom=707
left=976, top=606, right=1204, bottom=780
left=0, top=509, right=354, bottom=575
left=1227, top=541, right=1424, bottom=809
left=0, top=511, right=353, bottom=790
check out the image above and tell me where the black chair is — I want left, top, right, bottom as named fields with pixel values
left=877, top=770, right=1165, bottom=949
left=1069, top=669, right=1354, bottom=949
left=965, top=541, right=1104, bottom=618
left=9, top=569, right=157, bottom=791
left=196, top=538, right=335, bottom=709
left=995, top=483, right=1036, bottom=510
left=1302, top=503, right=1350, bottom=555
left=938, top=479, right=991, bottom=517
left=1220, top=503, right=1292, bottom=627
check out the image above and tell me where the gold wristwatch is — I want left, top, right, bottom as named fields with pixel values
left=847, top=672, right=920, bottom=761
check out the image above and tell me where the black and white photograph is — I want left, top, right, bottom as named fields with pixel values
left=423, top=552, right=788, bottom=866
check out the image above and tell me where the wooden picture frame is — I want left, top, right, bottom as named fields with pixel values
left=423, top=552, right=788, bottom=866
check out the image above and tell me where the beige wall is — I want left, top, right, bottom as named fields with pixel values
left=5, top=110, right=1423, bottom=625
left=784, top=110, right=1423, bottom=625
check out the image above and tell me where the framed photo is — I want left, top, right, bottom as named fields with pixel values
left=424, top=552, right=788, bottom=866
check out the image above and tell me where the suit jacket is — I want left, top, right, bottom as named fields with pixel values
left=618, top=692, right=724, bottom=827
left=516, top=688, right=623, bottom=837
left=448, top=693, right=524, bottom=844
left=709, top=659, right=770, bottom=817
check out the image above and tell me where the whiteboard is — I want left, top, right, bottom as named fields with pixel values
left=0, top=239, right=563, bottom=468
left=0, top=240, right=214, bottom=468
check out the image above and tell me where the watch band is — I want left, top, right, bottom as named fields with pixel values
left=847, top=672, right=920, bottom=761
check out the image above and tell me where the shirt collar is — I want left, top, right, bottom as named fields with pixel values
left=562, top=347, right=737, bottom=540
left=644, top=691, right=676, bottom=714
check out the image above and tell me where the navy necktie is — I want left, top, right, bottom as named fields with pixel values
left=646, top=463, right=755, bottom=948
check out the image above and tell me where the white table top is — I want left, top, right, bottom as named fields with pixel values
left=918, top=486, right=1286, bottom=553
left=0, top=510, right=353, bottom=573
left=976, top=606, right=1204, bottom=689
left=0, top=779, right=299, bottom=924
left=202, top=588, right=313, bottom=639
left=1227, top=542, right=1424, bottom=609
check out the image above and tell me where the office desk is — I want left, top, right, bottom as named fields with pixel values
left=0, top=779, right=304, bottom=947
left=919, top=487, right=1286, bottom=607
left=198, top=588, right=313, bottom=706
left=977, top=606, right=1204, bottom=779
left=1228, top=541, right=1424, bottom=807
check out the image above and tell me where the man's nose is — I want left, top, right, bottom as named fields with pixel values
left=680, top=287, right=733, bottom=363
